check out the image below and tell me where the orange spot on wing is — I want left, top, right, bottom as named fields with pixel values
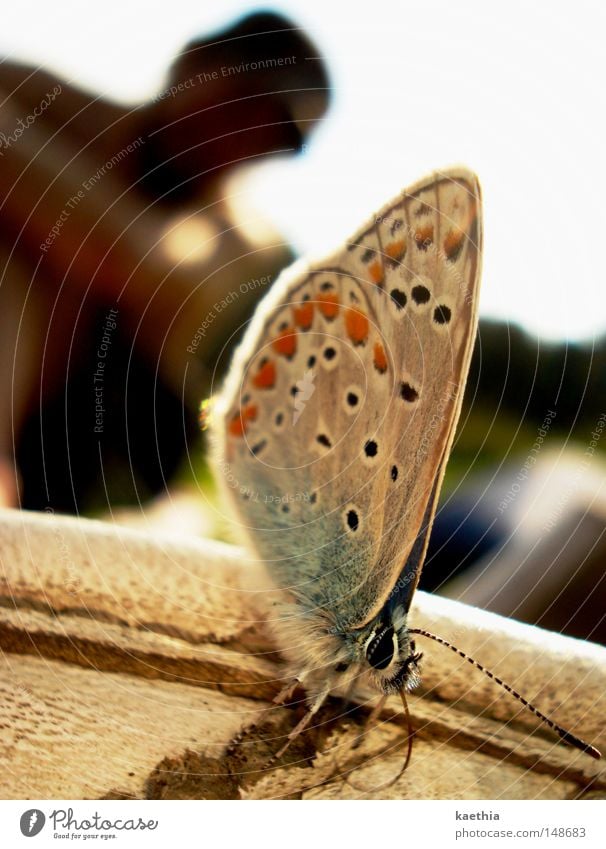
left=345, top=307, right=369, bottom=345
left=228, top=403, right=258, bottom=438
left=385, top=239, right=406, bottom=261
left=414, top=224, right=434, bottom=250
left=373, top=342, right=388, bottom=373
left=242, top=403, right=258, bottom=421
left=368, top=259, right=384, bottom=285
left=272, top=326, right=297, bottom=358
left=317, top=292, right=340, bottom=319
left=228, top=416, right=246, bottom=437
left=293, top=302, right=314, bottom=330
left=252, top=360, right=276, bottom=389
left=444, top=227, right=465, bottom=261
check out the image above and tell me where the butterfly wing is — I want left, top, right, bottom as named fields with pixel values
left=211, top=167, right=482, bottom=631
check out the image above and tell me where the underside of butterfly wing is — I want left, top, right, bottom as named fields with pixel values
left=212, top=167, right=482, bottom=631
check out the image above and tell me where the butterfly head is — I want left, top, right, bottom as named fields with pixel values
left=325, top=608, right=422, bottom=695
left=360, top=613, right=423, bottom=694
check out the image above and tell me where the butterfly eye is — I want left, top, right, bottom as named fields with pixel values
left=366, top=626, right=396, bottom=670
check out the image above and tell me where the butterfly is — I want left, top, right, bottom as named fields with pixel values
left=209, top=167, right=600, bottom=763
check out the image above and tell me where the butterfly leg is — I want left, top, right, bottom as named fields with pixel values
left=272, top=687, right=330, bottom=761
left=273, top=676, right=303, bottom=705
left=226, top=674, right=309, bottom=758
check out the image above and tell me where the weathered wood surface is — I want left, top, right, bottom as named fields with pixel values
left=1, top=508, right=605, bottom=799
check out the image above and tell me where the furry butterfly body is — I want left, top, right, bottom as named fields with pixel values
left=212, top=168, right=482, bottom=702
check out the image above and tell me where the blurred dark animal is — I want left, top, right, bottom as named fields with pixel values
left=0, top=11, right=330, bottom=510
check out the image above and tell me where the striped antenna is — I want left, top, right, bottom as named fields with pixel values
left=409, top=628, right=601, bottom=760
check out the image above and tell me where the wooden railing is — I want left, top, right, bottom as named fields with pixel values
left=1, top=508, right=604, bottom=799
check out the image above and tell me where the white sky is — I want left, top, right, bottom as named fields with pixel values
left=2, top=0, right=605, bottom=341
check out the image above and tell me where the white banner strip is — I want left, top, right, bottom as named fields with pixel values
left=0, top=800, right=604, bottom=848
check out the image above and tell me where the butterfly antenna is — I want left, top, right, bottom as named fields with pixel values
left=332, top=690, right=414, bottom=794
left=409, top=628, right=601, bottom=760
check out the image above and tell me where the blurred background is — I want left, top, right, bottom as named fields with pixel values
left=0, top=1, right=604, bottom=643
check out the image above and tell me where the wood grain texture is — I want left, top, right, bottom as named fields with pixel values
left=1, top=508, right=605, bottom=799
